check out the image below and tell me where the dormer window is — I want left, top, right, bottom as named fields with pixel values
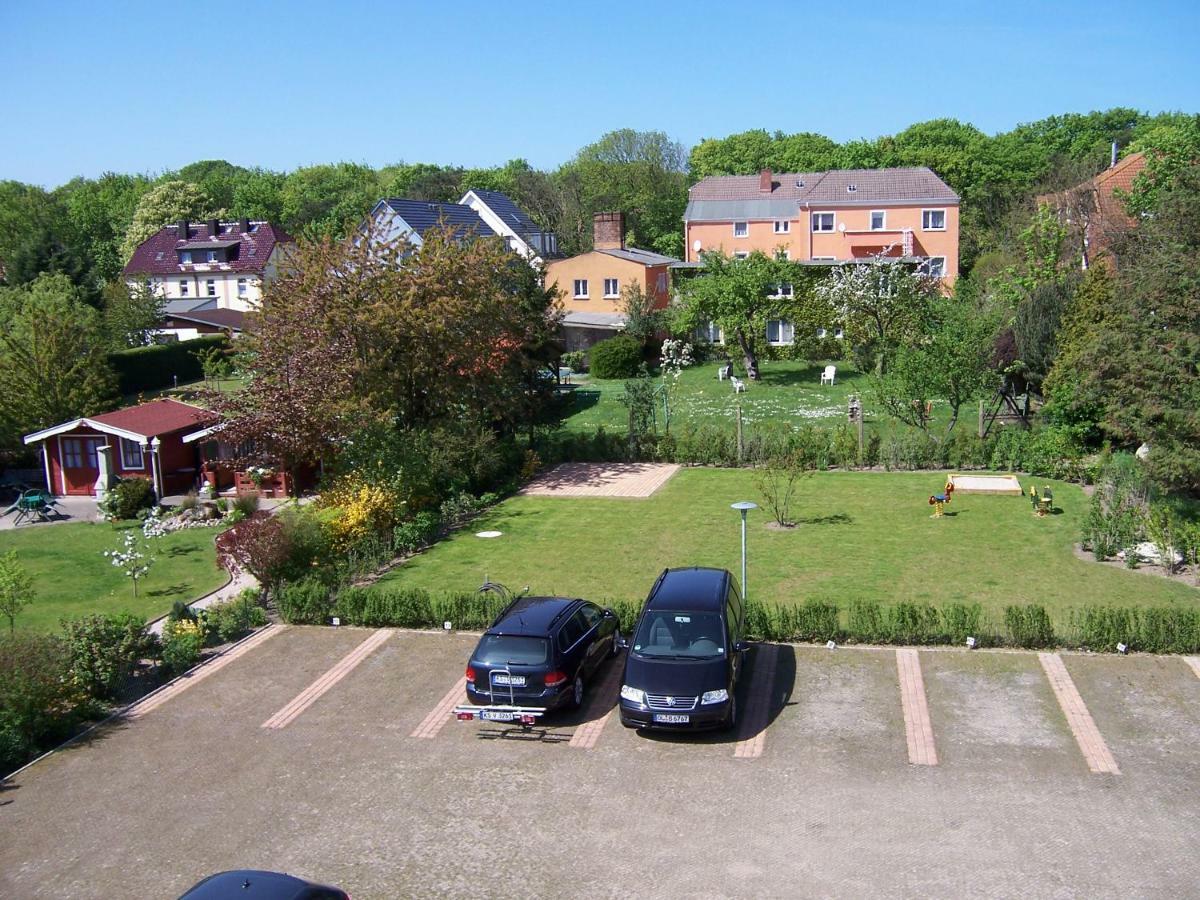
left=179, top=251, right=192, bottom=264
left=206, top=250, right=218, bottom=263
left=155, top=251, right=164, bottom=260
left=846, top=184, right=857, bottom=193
left=248, top=247, right=257, bottom=257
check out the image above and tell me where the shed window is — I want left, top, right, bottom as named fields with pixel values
left=120, top=439, right=144, bottom=470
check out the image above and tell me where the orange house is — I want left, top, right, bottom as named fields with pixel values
left=684, top=167, right=960, bottom=283
left=544, top=212, right=679, bottom=352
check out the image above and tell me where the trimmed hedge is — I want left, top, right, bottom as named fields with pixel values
left=588, top=335, right=644, bottom=380
left=109, top=335, right=230, bottom=395
left=276, top=585, right=1200, bottom=654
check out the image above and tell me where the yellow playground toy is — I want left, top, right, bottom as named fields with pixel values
left=1029, top=485, right=1054, bottom=517
left=928, top=478, right=955, bottom=518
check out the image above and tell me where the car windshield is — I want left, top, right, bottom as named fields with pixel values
left=631, top=611, right=725, bottom=659
left=475, top=634, right=550, bottom=666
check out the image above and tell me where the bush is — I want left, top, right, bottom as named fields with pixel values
left=108, top=334, right=229, bottom=394
left=161, top=619, right=204, bottom=674
left=60, top=613, right=158, bottom=700
left=99, top=478, right=156, bottom=520
left=232, top=492, right=260, bottom=518
left=215, top=513, right=294, bottom=593
left=1004, top=605, right=1055, bottom=648
left=561, top=350, right=587, bottom=374
left=589, top=335, right=644, bottom=379
left=202, top=591, right=267, bottom=644
left=0, top=632, right=82, bottom=774
left=393, top=511, right=442, bottom=555
left=277, top=577, right=334, bottom=625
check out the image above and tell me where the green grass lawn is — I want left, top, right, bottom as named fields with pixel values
left=4, top=522, right=228, bottom=632
left=561, top=358, right=957, bottom=435
left=373, top=469, right=1197, bottom=624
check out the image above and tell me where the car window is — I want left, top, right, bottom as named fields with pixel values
left=579, top=603, right=602, bottom=629
left=632, top=611, right=725, bottom=659
left=476, top=634, right=549, bottom=666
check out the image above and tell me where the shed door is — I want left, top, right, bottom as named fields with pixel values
left=61, top=437, right=105, bottom=495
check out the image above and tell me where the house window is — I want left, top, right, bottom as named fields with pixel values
left=919, top=256, right=947, bottom=278
left=733, top=251, right=749, bottom=260
left=733, top=222, right=749, bottom=238
left=237, top=278, right=248, bottom=296
left=120, top=439, right=144, bottom=470
left=696, top=321, right=723, bottom=344
left=870, top=211, right=886, bottom=231
left=773, top=220, right=790, bottom=234
left=812, top=256, right=836, bottom=262
left=180, top=251, right=192, bottom=264
left=206, top=250, right=218, bottom=262
left=766, top=319, right=794, bottom=345
left=206, top=280, right=217, bottom=297
left=155, top=251, right=164, bottom=260
left=834, top=327, right=845, bottom=339
left=573, top=279, right=588, bottom=299
left=179, top=280, right=188, bottom=297
left=770, top=283, right=794, bottom=298
left=603, top=278, right=619, bottom=298
left=922, top=209, right=946, bottom=231
left=811, top=212, right=835, bottom=232
left=775, top=248, right=790, bottom=261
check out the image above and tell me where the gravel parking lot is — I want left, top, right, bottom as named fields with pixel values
left=1, top=626, right=1198, bottom=899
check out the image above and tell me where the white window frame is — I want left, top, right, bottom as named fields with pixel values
left=603, top=278, right=620, bottom=298
left=179, top=251, right=192, bottom=264
left=816, top=327, right=827, bottom=339
left=766, top=318, right=795, bottom=346
left=733, top=221, right=749, bottom=238
left=922, top=209, right=947, bottom=231
left=770, top=282, right=794, bottom=299
left=920, top=256, right=947, bottom=278
left=237, top=278, right=248, bottom=296
left=573, top=279, right=589, bottom=299
left=775, top=248, right=790, bottom=261
left=834, top=327, right=845, bottom=339
left=811, top=212, right=835, bottom=233
left=697, top=321, right=724, bottom=344
left=870, top=210, right=886, bottom=231
left=733, top=251, right=749, bottom=260
left=773, top=220, right=790, bottom=234
left=179, top=280, right=188, bottom=296
left=206, top=279, right=217, bottom=297
left=120, top=438, right=145, bottom=470
left=206, top=250, right=218, bottom=262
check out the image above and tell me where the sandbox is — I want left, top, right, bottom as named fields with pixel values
left=946, top=473, right=1024, bottom=495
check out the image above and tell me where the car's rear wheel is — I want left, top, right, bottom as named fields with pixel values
left=571, top=674, right=585, bottom=709
left=609, top=628, right=621, bottom=658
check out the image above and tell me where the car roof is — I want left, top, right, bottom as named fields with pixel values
left=646, top=567, right=729, bottom=612
left=490, top=596, right=583, bottom=636
left=179, top=870, right=340, bottom=899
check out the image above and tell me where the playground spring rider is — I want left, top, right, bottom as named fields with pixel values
left=929, top=479, right=954, bottom=518
left=1029, top=485, right=1053, bottom=518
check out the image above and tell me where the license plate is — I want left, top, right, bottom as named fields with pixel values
left=481, top=710, right=516, bottom=721
left=492, top=674, right=526, bottom=686
left=653, top=714, right=690, bottom=724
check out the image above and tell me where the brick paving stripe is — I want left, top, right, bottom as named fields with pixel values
left=1038, top=653, right=1120, bottom=775
left=569, top=661, right=625, bottom=750
left=412, top=677, right=468, bottom=739
left=127, top=624, right=286, bottom=720
left=1184, top=657, right=1200, bottom=680
left=261, top=629, right=393, bottom=730
left=733, top=645, right=779, bottom=759
left=897, top=649, right=938, bottom=766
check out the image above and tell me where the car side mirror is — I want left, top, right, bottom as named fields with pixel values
left=617, top=635, right=629, bottom=649
left=603, top=609, right=616, bottom=619
left=734, top=640, right=751, bottom=652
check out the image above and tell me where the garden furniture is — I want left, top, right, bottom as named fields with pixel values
left=820, top=365, right=837, bottom=386
left=730, top=376, right=746, bottom=393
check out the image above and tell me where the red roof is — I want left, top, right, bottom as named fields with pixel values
left=1093, top=151, right=1146, bottom=229
left=91, top=399, right=217, bottom=439
left=123, top=221, right=293, bottom=277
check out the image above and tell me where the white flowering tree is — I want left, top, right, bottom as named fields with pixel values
left=103, top=530, right=154, bottom=597
left=659, top=338, right=694, bottom=433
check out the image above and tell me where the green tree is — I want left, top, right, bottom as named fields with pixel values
left=1124, top=114, right=1200, bottom=215
left=177, top=159, right=252, bottom=211
left=120, top=180, right=216, bottom=260
left=102, top=278, right=165, bottom=348
left=618, top=281, right=661, bottom=346
left=280, top=163, right=382, bottom=238
left=230, top=169, right=286, bottom=222
left=0, top=551, right=34, bottom=633
left=58, top=172, right=151, bottom=283
left=0, top=181, right=93, bottom=291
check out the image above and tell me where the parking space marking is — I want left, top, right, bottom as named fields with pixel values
left=734, top=645, right=779, bottom=759
left=412, top=677, right=468, bottom=739
left=897, top=649, right=938, bottom=766
left=569, top=661, right=624, bottom=750
left=1184, top=657, right=1200, bottom=680
left=1038, top=653, right=1120, bottom=775
left=261, top=629, right=393, bottom=730
left=128, top=624, right=286, bottom=720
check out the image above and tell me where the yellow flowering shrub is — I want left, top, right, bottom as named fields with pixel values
left=319, top=474, right=402, bottom=551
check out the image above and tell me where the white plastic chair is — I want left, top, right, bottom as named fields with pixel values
left=731, top=376, right=746, bottom=394
left=820, top=365, right=836, bottom=386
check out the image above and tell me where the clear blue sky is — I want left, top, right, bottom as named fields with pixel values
left=3, top=0, right=1198, bottom=187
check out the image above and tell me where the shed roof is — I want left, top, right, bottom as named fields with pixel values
left=23, top=399, right=217, bottom=445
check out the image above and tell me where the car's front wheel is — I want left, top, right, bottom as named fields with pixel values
left=571, top=674, right=585, bottom=709
left=722, top=694, right=738, bottom=732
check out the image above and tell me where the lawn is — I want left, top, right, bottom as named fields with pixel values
left=560, top=358, right=957, bottom=435
left=4, top=521, right=228, bottom=632
left=372, top=469, right=1197, bottom=624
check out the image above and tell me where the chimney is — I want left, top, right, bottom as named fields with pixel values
left=177, top=220, right=189, bottom=241
left=593, top=211, right=624, bottom=250
left=1111, top=141, right=1119, bottom=168
left=238, top=216, right=250, bottom=234
left=207, top=217, right=220, bottom=236
left=759, top=169, right=773, bottom=193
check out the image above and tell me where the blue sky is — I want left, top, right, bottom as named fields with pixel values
left=3, top=0, right=1198, bottom=187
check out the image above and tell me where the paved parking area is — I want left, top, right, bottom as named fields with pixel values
left=1, top=628, right=1198, bottom=898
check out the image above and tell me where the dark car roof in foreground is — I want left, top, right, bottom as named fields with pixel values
left=491, top=596, right=583, bottom=636
left=646, top=567, right=729, bottom=612
left=179, top=869, right=343, bottom=899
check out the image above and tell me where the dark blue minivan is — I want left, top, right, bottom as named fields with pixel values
left=619, top=567, right=748, bottom=731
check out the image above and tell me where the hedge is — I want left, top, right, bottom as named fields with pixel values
left=275, top=586, right=1200, bottom=653
left=588, top=335, right=644, bottom=380
left=108, top=335, right=230, bottom=395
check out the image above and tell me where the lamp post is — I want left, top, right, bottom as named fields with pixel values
left=731, top=501, right=757, bottom=601
left=150, top=437, right=163, bottom=499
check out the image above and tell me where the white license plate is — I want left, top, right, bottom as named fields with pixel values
left=653, top=714, right=690, bottom=724
left=492, top=674, right=526, bottom=686
left=481, top=710, right=516, bottom=721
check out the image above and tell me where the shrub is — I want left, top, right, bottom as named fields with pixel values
left=161, top=619, right=204, bottom=674
left=276, top=577, right=334, bottom=625
left=215, top=513, right=293, bottom=593
left=393, top=511, right=442, bottom=555
left=0, top=631, right=82, bottom=774
left=99, top=477, right=156, bottom=520
left=589, top=335, right=644, bottom=379
left=847, top=600, right=886, bottom=643
left=1071, top=606, right=1138, bottom=652
left=561, top=350, right=587, bottom=374
left=60, top=613, right=158, bottom=700
left=179, top=491, right=199, bottom=512
left=232, top=492, right=260, bottom=518
left=940, top=603, right=983, bottom=644
left=202, top=593, right=267, bottom=644
left=1004, top=605, right=1055, bottom=648
left=108, top=334, right=229, bottom=394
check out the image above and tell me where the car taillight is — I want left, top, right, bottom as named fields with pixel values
left=544, top=670, right=567, bottom=687
left=465, top=666, right=476, bottom=684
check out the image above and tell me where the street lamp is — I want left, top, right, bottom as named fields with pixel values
left=731, top=501, right=757, bottom=601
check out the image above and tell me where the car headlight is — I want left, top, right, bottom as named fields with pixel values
left=620, top=685, right=645, bottom=704
left=701, top=689, right=729, bottom=705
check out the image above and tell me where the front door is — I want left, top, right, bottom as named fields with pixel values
left=60, top=437, right=105, bottom=495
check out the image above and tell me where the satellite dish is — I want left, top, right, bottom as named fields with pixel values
left=692, top=239, right=702, bottom=252
left=838, top=223, right=846, bottom=232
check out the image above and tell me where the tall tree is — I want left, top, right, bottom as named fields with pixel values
left=0, top=182, right=93, bottom=291
left=120, top=180, right=216, bottom=261
left=58, top=173, right=151, bottom=283
left=279, top=163, right=381, bottom=239
left=102, top=278, right=165, bottom=348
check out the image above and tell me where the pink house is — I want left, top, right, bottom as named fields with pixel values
left=23, top=399, right=217, bottom=498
